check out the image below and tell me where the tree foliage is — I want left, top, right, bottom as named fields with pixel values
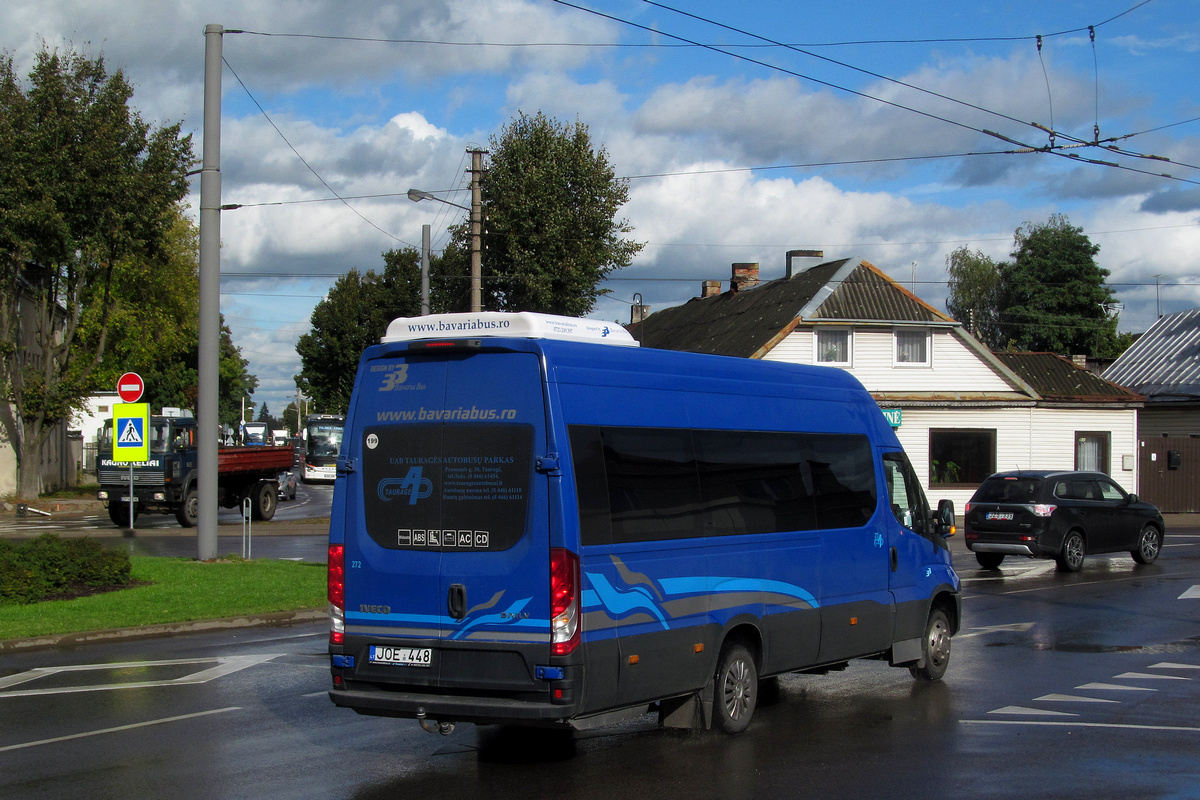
left=0, top=48, right=193, bottom=498
left=450, top=111, right=644, bottom=315
left=943, top=215, right=1131, bottom=358
left=297, top=247, right=458, bottom=414
left=998, top=214, right=1126, bottom=357
left=946, top=246, right=1003, bottom=348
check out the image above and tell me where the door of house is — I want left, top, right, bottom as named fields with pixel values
left=1138, top=437, right=1200, bottom=512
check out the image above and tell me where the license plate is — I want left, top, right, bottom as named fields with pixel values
left=986, top=511, right=1014, bottom=521
left=369, top=645, right=433, bottom=668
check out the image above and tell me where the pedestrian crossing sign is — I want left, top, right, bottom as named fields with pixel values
left=113, top=403, right=150, bottom=463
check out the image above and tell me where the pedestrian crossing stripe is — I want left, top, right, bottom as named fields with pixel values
left=117, top=418, right=143, bottom=445
left=1181, top=585, right=1200, bottom=600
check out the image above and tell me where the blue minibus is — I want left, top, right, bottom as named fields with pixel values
left=327, top=312, right=960, bottom=735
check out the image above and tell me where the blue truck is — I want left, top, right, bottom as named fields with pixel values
left=327, top=312, right=959, bottom=735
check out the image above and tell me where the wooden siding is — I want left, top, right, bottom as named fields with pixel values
left=765, top=327, right=1015, bottom=393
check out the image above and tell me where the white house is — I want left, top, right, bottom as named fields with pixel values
left=631, top=257, right=1143, bottom=510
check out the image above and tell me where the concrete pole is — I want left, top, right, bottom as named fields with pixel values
left=197, top=24, right=223, bottom=561
left=469, top=149, right=484, bottom=312
left=421, top=223, right=430, bottom=315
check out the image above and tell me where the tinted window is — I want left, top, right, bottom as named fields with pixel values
left=361, top=423, right=533, bottom=551
left=973, top=477, right=1041, bottom=503
left=570, top=425, right=875, bottom=546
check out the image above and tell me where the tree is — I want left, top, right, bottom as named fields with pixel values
left=945, top=246, right=1003, bottom=349
left=997, top=214, right=1125, bottom=357
left=0, top=48, right=193, bottom=498
left=297, top=248, right=448, bottom=414
left=450, top=111, right=644, bottom=315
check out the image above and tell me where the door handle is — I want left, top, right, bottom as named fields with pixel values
left=447, top=584, right=467, bottom=620
left=889, top=547, right=898, bottom=572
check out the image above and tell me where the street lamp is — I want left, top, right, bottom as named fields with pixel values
left=407, top=188, right=481, bottom=312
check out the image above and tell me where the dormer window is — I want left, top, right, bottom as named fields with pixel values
left=895, top=328, right=930, bottom=366
left=816, top=328, right=851, bottom=366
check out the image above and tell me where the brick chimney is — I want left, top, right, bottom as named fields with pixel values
left=731, top=263, right=759, bottom=293
left=700, top=280, right=722, bottom=299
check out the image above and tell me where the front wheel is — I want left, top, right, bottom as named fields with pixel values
left=909, top=608, right=952, bottom=681
left=713, top=644, right=757, bottom=734
left=1056, top=531, right=1086, bottom=572
left=107, top=502, right=138, bottom=527
left=1131, top=525, right=1162, bottom=565
left=250, top=481, right=278, bottom=521
left=175, top=487, right=199, bottom=527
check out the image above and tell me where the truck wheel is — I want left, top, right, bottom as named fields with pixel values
left=107, top=503, right=138, bottom=527
left=175, top=488, right=199, bottom=527
left=251, top=481, right=278, bottom=521
left=713, top=643, right=757, bottom=734
left=908, top=608, right=952, bottom=682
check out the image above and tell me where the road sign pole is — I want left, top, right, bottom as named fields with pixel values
left=128, top=463, right=135, bottom=533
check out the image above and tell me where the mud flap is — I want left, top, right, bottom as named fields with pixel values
left=890, top=637, right=923, bottom=667
left=659, top=679, right=715, bottom=730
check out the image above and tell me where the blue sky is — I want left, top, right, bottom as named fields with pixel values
left=3, top=0, right=1198, bottom=418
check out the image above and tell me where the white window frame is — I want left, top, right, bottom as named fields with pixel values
left=815, top=328, right=852, bottom=366
left=894, top=327, right=931, bottom=367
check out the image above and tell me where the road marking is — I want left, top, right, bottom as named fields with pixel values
left=955, top=622, right=1036, bottom=639
left=959, top=561, right=1056, bottom=584
left=1150, top=662, right=1200, bottom=670
left=988, top=706, right=1077, bottom=717
left=1180, top=586, right=1200, bottom=599
left=1075, top=682, right=1157, bottom=692
left=1034, top=694, right=1119, bottom=703
left=0, top=707, right=240, bottom=753
left=0, top=654, right=282, bottom=698
left=1113, top=672, right=1190, bottom=681
left=961, top=720, right=1200, bottom=733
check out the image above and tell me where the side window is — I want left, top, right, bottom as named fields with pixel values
left=883, top=451, right=931, bottom=537
left=1097, top=479, right=1126, bottom=502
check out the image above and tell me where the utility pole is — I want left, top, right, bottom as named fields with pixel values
left=198, top=24, right=223, bottom=561
left=468, top=148, right=485, bottom=312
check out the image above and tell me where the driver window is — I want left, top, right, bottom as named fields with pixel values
left=883, top=451, right=931, bottom=537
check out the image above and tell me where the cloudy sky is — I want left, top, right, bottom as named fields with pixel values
left=4, top=0, right=1198, bottom=417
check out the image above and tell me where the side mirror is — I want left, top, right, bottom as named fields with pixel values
left=1127, top=493, right=1139, bottom=504
left=937, top=499, right=956, bottom=538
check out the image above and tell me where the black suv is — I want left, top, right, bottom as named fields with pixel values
left=964, top=470, right=1165, bottom=572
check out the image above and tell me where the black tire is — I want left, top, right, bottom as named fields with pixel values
left=1056, top=530, right=1086, bottom=572
left=713, top=643, right=757, bottom=734
left=909, top=608, right=952, bottom=682
left=1131, top=524, right=1162, bottom=565
left=975, top=552, right=1005, bottom=570
left=175, top=487, right=199, bottom=527
left=107, top=502, right=138, bottom=527
left=251, top=481, right=278, bottom=521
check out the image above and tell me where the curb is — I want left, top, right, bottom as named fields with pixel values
left=0, top=608, right=326, bottom=654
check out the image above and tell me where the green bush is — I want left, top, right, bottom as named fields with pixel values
left=0, top=534, right=132, bottom=605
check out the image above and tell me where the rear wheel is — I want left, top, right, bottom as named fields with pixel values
left=909, top=608, right=952, bottom=681
left=1056, top=531, right=1086, bottom=572
left=250, top=481, right=278, bottom=521
left=714, top=644, right=757, bottom=734
left=175, top=487, right=199, bottom=527
left=975, top=552, right=1005, bottom=570
left=1131, top=524, right=1162, bottom=565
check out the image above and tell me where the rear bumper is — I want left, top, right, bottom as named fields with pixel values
left=329, top=684, right=575, bottom=726
left=969, top=542, right=1036, bottom=556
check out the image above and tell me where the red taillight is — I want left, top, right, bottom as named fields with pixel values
left=1032, top=504, right=1057, bottom=517
left=964, top=502, right=972, bottom=514
left=550, top=548, right=580, bottom=656
left=328, top=545, right=345, bottom=645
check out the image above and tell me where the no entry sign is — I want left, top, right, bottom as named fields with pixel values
left=117, top=372, right=144, bottom=403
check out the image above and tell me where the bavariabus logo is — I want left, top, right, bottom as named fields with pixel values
left=377, top=467, right=433, bottom=505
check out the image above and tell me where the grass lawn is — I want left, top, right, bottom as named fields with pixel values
left=0, top=555, right=326, bottom=641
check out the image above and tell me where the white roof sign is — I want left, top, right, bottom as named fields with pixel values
left=382, top=312, right=639, bottom=347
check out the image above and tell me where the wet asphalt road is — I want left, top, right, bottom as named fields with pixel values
left=1, top=510, right=1198, bottom=798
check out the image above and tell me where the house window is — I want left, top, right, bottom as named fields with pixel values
left=929, top=429, right=995, bottom=486
left=1075, top=431, right=1110, bottom=474
left=816, top=328, right=851, bottom=365
left=895, top=329, right=930, bottom=365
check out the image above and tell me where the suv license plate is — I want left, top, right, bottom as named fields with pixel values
left=369, top=645, right=433, bottom=668
left=986, top=511, right=1014, bottom=521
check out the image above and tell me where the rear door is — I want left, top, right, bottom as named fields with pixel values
left=349, top=346, right=551, bottom=690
